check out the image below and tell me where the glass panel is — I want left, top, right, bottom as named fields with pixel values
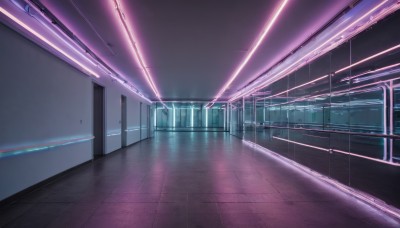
left=244, top=96, right=255, bottom=142
left=230, top=10, right=400, bottom=208
left=154, top=102, right=226, bottom=131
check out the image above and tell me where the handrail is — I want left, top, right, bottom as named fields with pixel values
left=271, top=136, right=400, bottom=167
left=0, top=136, right=94, bottom=158
left=260, top=125, right=400, bottom=139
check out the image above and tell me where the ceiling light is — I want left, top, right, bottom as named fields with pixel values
left=204, top=0, right=289, bottom=108
left=2, top=2, right=153, bottom=103
left=0, top=6, right=100, bottom=78
left=228, top=0, right=395, bottom=102
left=112, top=0, right=162, bottom=100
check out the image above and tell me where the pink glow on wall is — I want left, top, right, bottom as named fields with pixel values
left=0, top=6, right=100, bottom=78
left=112, top=0, right=162, bottom=99
left=205, top=0, right=289, bottom=108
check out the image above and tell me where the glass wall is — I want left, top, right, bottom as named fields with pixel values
left=154, top=102, right=227, bottom=132
left=231, top=10, right=400, bottom=208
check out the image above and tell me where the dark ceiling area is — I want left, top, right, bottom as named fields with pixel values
left=39, top=0, right=354, bottom=101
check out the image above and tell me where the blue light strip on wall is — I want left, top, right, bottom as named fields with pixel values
left=0, top=136, right=94, bottom=158
left=106, top=130, right=121, bottom=137
left=125, top=127, right=140, bottom=132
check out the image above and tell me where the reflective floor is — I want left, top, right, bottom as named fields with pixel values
left=1, top=132, right=399, bottom=227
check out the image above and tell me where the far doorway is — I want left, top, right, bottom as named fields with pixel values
left=93, top=83, right=104, bottom=158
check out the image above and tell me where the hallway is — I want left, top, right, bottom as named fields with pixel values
left=0, top=132, right=399, bottom=227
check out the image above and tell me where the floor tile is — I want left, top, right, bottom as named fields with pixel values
left=0, top=132, right=398, bottom=228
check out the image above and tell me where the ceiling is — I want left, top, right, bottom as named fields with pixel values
left=39, top=0, right=354, bottom=101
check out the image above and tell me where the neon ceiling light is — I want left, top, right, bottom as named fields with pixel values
left=0, top=6, right=100, bottom=78
left=17, top=2, right=98, bottom=68
left=205, top=0, right=289, bottom=108
left=3, top=2, right=152, bottom=103
left=228, top=0, right=393, bottom=102
left=258, top=74, right=329, bottom=101
left=112, top=0, right=162, bottom=100
left=245, top=43, right=400, bottom=102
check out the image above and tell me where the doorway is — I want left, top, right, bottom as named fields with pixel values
left=93, top=83, right=104, bottom=158
left=121, top=95, right=127, bottom=147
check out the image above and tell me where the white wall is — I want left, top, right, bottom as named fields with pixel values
left=141, top=104, right=149, bottom=139
left=126, top=99, right=141, bottom=145
left=0, top=23, right=151, bottom=201
left=105, top=86, right=122, bottom=154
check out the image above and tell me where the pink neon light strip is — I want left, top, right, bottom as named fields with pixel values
left=0, top=7, right=100, bottom=78
left=205, top=0, right=289, bottom=108
left=237, top=43, right=400, bottom=103
left=263, top=74, right=328, bottom=100
left=273, top=136, right=400, bottom=167
left=113, top=0, right=161, bottom=99
left=342, top=62, right=400, bottom=82
left=25, top=3, right=98, bottom=67
left=228, top=0, right=390, bottom=102
left=243, top=140, right=400, bottom=219
left=335, top=44, right=400, bottom=74
left=261, top=78, right=394, bottom=108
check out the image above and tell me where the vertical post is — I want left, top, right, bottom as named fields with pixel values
left=263, top=99, right=266, bottom=123
left=173, top=106, right=176, bottom=128
left=191, top=107, right=194, bottom=127
left=242, top=96, right=245, bottom=134
left=205, top=108, right=208, bottom=128
left=382, top=86, right=387, bottom=160
left=389, top=81, right=394, bottom=162
left=223, top=107, right=226, bottom=130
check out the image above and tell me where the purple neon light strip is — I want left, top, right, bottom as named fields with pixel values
left=205, top=0, right=289, bottom=108
left=3, top=3, right=153, bottom=103
left=0, top=6, right=100, bottom=78
left=112, top=0, right=162, bottom=100
left=233, top=43, right=400, bottom=102
left=335, top=44, right=400, bottom=74
left=228, top=0, right=391, bottom=102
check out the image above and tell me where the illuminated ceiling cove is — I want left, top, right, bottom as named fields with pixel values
left=1, top=0, right=362, bottom=101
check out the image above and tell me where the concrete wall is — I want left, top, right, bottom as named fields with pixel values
left=0, top=23, right=151, bottom=201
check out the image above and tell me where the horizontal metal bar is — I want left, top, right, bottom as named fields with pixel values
left=0, top=136, right=94, bottom=158
left=258, top=125, right=400, bottom=139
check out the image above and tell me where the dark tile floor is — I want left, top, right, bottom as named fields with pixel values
left=1, top=132, right=399, bottom=227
